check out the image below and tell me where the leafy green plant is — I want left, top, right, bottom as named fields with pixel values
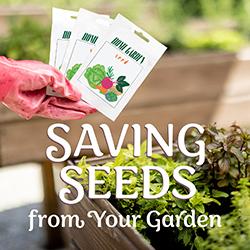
left=69, top=124, right=249, bottom=249
left=181, top=29, right=246, bottom=52
left=1, top=0, right=250, bottom=54
left=201, top=178, right=250, bottom=250
left=156, top=0, right=249, bottom=52
left=72, top=142, right=225, bottom=249
left=0, top=0, right=104, bottom=9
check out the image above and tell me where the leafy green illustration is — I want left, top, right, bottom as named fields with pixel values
left=105, top=92, right=118, bottom=102
left=106, top=66, right=114, bottom=79
left=118, top=81, right=130, bottom=88
left=116, top=85, right=123, bottom=93
left=116, top=75, right=130, bottom=93
left=84, top=64, right=106, bottom=88
left=84, top=64, right=130, bottom=101
left=117, top=76, right=126, bottom=82
left=66, top=63, right=82, bottom=80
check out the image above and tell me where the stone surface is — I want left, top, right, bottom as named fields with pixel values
left=0, top=203, right=72, bottom=250
left=0, top=203, right=45, bottom=250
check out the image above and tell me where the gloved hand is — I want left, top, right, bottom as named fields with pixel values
left=0, top=56, right=96, bottom=120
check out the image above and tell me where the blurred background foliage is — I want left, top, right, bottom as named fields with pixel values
left=0, top=0, right=250, bottom=62
left=0, top=18, right=50, bottom=62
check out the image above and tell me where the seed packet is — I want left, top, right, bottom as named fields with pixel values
left=71, top=14, right=167, bottom=121
left=60, top=8, right=112, bottom=81
left=47, top=7, right=78, bottom=96
left=49, top=7, right=78, bottom=69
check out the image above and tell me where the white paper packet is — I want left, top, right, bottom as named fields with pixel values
left=71, top=14, right=167, bottom=121
left=47, top=8, right=78, bottom=96
left=49, top=7, right=78, bottom=69
left=60, top=8, right=112, bottom=80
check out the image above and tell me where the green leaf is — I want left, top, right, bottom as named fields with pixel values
left=229, top=168, right=240, bottom=179
left=114, top=151, right=126, bottom=165
left=68, top=138, right=250, bottom=250
left=119, top=81, right=130, bottom=87
left=212, top=189, right=229, bottom=198
left=175, top=199, right=187, bottom=209
left=194, top=236, right=203, bottom=250
left=116, top=85, right=123, bottom=93
left=201, top=178, right=250, bottom=249
left=84, top=64, right=106, bottom=88
left=117, top=76, right=126, bottom=82
left=217, top=179, right=229, bottom=187
left=178, top=230, right=192, bottom=246
left=66, top=63, right=82, bottom=80
left=106, top=66, right=114, bottom=78
left=218, top=158, right=229, bottom=174
left=105, top=92, right=118, bottom=102
left=184, top=231, right=192, bottom=246
left=190, top=193, right=202, bottom=206
left=195, top=204, right=205, bottom=213
left=230, top=146, right=244, bottom=163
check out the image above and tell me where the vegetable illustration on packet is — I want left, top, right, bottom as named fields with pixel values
left=84, top=64, right=130, bottom=102
left=71, top=14, right=167, bottom=120
left=60, top=8, right=112, bottom=80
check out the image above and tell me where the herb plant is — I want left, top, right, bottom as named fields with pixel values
left=70, top=124, right=249, bottom=250
left=174, top=124, right=250, bottom=191
left=73, top=142, right=225, bottom=249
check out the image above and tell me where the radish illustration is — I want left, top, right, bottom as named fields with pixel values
left=101, top=77, right=114, bottom=89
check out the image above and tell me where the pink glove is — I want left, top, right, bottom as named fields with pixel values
left=0, top=56, right=96, bottom=120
